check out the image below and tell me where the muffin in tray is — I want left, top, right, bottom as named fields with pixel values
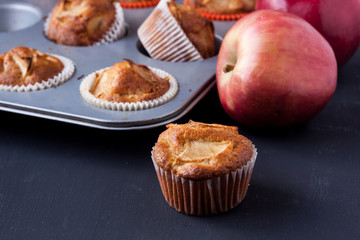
left=45, top=0, right=126, bottom=46
left=79, top=59, right=178, bottom=111
left=184, top=0, right=255, bottom=21
left=138, top=0, right=216, bottom=62
left=117, top=0, right=160, bottom=8
left=0, top=46, right=75, bottom=92
left=151, top=120, right=257, bottom=215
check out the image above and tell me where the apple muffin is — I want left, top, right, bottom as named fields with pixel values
left=184, top=0, right=255, bottom=20
left=152, top=120, right=257, bottom=215
left=138, top=0, right=216, bottom=62
left=45, top=0, right=126, bottom=46
left=80, top=59, right=178, bottom=110
left=0, top=46, right=74, bottom=92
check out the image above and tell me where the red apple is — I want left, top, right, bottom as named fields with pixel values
left=216, top=10, right=337, bottom=127
left=256, top=0, right=360, bottom=66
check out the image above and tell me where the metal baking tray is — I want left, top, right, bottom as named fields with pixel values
left=0, top=0, right=223, bottom=130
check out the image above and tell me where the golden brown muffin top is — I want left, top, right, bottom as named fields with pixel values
left=0, top=46, right=64, bottom=86
left=47, top=0, right=116, bottom=46
left=90, top=59, right=170, bottom=103
left=167, top=2, right=216, bottom=59
left=186, top=0, right=255, bottom=14
left=153, top=120, right=255, bottom=180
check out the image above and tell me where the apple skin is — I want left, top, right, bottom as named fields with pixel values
left=216, top=10, right=337, bottom=127
left=255, top=0, right=360, bottom=67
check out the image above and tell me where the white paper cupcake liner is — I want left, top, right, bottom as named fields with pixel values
left=137, top=0, right=203, bottom=62
left=93, top=2, right=127, bottom=46
left=151, top=144, right=257, bottom=215
left=43, top=8, right=51, bottom=35
left=80, top=66, right=178, bottom=111
left=0, top=54, right=75, bottom=92
left=44, top=2, right=126, bottom=46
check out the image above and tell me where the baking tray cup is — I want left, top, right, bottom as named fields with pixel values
left=0, top=0, right=222, bottom=130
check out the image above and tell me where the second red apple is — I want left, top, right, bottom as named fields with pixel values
left=256, top=0, right=360, bottom=66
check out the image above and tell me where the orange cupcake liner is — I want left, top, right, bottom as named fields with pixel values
left=183, top=0, right=249, bottom=21
left=119, top=0, right=160, bottom=8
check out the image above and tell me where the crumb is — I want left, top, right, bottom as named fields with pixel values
left=189, top=88, right=192, bottom=92
left=63, top=48, right=70, bottom=54
left=77, top=74, right=84, bottom=80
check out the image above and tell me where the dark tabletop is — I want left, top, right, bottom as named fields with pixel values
left=1, top=1, right=360, bottom=240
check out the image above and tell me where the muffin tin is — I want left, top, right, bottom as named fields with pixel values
left=0, top=0, right=223, bottom=130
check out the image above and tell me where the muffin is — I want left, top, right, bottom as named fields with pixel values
left=138, top=0, right=216, bottom=62
left=0, top=46, right=75, bottom=91
left=117, top=0, right=160, bottom=8
left=152, top=120, right=257, bottom=215
left=184, top=0, right=255, bottom=20
left=45, top=0, right=126, bottom=46
left=79, top=59, right=178, bottom=111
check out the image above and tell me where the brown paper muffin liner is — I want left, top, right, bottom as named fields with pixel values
left=0, top=54, right=75, bottom=92
left=137, top=0, right=203, bottom=62
left=183, top=0, right=249, bottom=21
left=44, top=2, right=126, bottom=46
left=120, top=0, right=160, bottom=8
left=79, top=66, right=178, bottom=111
left=151, top=144, right=257, bottom=215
